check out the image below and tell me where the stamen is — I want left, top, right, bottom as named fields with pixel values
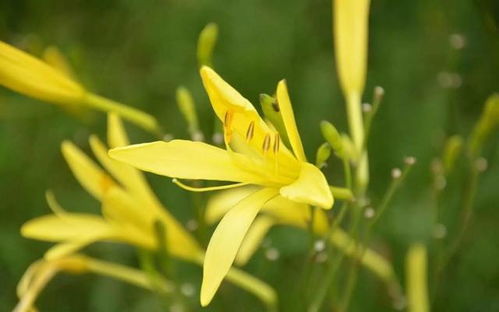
left=273, top=133, right=280, bottom=154
left=246, top=121, right=255, bottom=142
left=224, top=110, right=233, bottom=125
left=262, top=134, right=271, bottom=153
left=173, top=178, right=248, bottom=192
left=223, top=110, right=234, bottom=143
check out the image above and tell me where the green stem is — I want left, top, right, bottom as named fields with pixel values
left=346, top=92, right=369, bottom=193
left=84, top=93, right=162, bottom=136
left=437, top=163, right=480, bottom=274
left=87, top=257, right=174, bottom=293
left=307, top=157, right=352, bottom=312
left=340, top=162, right=413, bottom=311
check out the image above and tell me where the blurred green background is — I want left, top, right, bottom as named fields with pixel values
left=0, top=0, right=498, bottom=311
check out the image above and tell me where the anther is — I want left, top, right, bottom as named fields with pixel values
left=223, top=110, right=233, bottom=126
left=246, top=121, right=255, bottom=141
left=262, top=134, right=271, bottom=153
left=272, top=99, right=280, bottom=112
left=273, top=133, right=280, bottom=154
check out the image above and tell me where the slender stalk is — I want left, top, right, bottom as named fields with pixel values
left=87, top=257, right=174, bottom=293
left=347, top=93, right=369, bottom=193
left=340, top=162, right=413, bottom=311
left=84, top=93, right=162, bottom=136
left=307, top=157, right=352, bottom=312
left=436, top=162, right=480, bottom=274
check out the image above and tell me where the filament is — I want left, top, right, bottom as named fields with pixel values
left=173, top=178, right=248, bottom=192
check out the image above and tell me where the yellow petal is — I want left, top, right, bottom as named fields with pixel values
left=200, top=187, right=278, bottom=306
left=0, top=41, right=85, bottom=104
left=103, top=186, right=202, bottom=260
left=107, top=113, right=130, bottom=148
left=62, top=140, right=117, bottom=200
left=205, top=186, right=258, bottom=224
left=206, top=186, right=329, bottom=233
left=200, top=66, right=297, bottom=162
left=280, top=162, right=334, bottom=209
left=236, top=215, right=274, bottom=265
left=89, top=135, right=153, bottom=201
left=21, top=213, right=114, bottom=242
left=109, top=140, right=264, bottom=184
left=276, top=80, right=307, bottom=161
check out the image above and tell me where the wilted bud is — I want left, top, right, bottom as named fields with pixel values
left=197, top=23, right=218, bottom=67
left=315, top=142, right=332, bottom=168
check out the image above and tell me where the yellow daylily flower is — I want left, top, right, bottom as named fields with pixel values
left=14, top=254, right=174, bottom=312
left=22, top=113, right=277, bottom=308
left=109, top=66, right=334, bottom=305
left=22, top=115, right=201, bottom=261
left=0, top=41, right=159, bottom=133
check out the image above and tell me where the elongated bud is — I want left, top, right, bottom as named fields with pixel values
left=333, top=0, right=370, bottom=97
left=197, top=23, right=218, bottom=67
left=469, top=93, right=499, bottom=157
left=0, top=41, right=161, bottom=134
left=405, top=243, right=429, bottom=312
left=260, top=93, right=290, bottom=144
left=0, top=41, right=85, bottom=104
left=442, top=135, right=463, bottom=173
left=316, top=142, right=332, bottom=168
left=329, top=186, right=354, bottom=201
left=320, top=121, right=344, bottom=157
left=341, top=134, right=358, bottom=161
left=176, top=86, right=203, bottom=141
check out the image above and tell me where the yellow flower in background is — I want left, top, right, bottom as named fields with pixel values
left=0, top=41, right=160, bottom=134
left=21, top=113, right=277, bottom=308
left=22, top=114, right=201, bottom=261
left=109, top=66, right=334, bottom=305
left=14, top=254, right=174, bottom=312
